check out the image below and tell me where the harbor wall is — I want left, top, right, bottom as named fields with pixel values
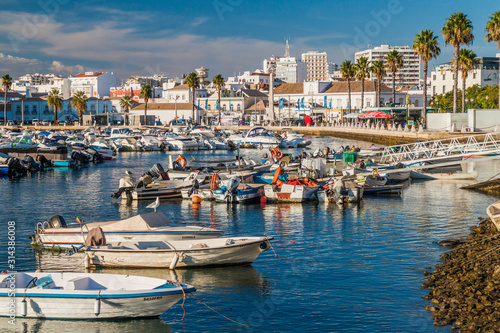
left=427, top=113, right=469, bottom=132
left=467, top=109, right=500, bottom=132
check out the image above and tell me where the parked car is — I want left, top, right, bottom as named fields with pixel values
left=32, top=119, right=40, bottom=126
left=41, top=120, right=50, bottom=125
left=6, top=120, right=15, bottom=126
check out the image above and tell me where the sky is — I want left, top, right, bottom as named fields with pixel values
left=0, top=0, right=499, bottom=82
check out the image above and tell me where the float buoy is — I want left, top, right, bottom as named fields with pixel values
left=192, top=196, right=202, bottom=203
left=260, top=197, right=267, bottom=204
left=21, top=298, right=27, bottom=317
left=94, top=297, right=101, bottom=316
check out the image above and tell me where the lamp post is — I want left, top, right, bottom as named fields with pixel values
left=465, top=98, right=469, bottom=110
left=486, top=95, right=489, bottom=109
left=174, top=95, right=179, bottom=123
left=471, top=98, right=474, bottom=109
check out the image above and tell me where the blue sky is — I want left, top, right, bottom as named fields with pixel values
left=0, top=0, right=499, bottom=81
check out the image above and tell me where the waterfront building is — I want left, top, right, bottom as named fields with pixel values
left=301, top=51, right=330, bottom=82
left=355, top=44, right=420, bottom=87
left=129, top=102, right=197, bottom=125
left=226, top=71, right=271, bottom=89
left=263, top=40, right=306, bottom=83
left=125, top=75, right=168, bottom=88
left=69, top=72, right=117, bottom=98
left=430, top=56, right=499, bottom=95
left=164, top=84, right=208, bottom=103
left=204, top=88, right=268, bottom=121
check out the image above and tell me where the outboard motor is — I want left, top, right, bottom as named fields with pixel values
left=111, top=174, right=135, bottom=200
left=136, top=173, right=153, bottom=188
left=36, top=154, right=53, bottom=169
left=188, top=179, right=200, bottom=197
left=47, top=215, right=67, bottom=229
left=227, top=140, right=236, bottom=150
left=148, top=163, right=165, bottom=179
left=22, top=155, right=40, bottom=172
left=7, top=157, right=27, bottom=178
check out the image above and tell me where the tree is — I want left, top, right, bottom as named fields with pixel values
left=455, top=49, right=478, bottom=112
left=413, top=29, right=441, bottom=124
left=485, top=11, right=500, bottom=108
left=2, top=74, right=12, bottom=124
left=370, top=60, right=386, bottom=108
left=385, top=50, right=403, bottom=105
left=120, top=94, right=134, bottom=125
left=185, top=72, right=200, bottom=123
left=47, top=89, right=63, bottom=123
left=140, top=84, right=152, bottom=126
left=354, top=57, right=370, bottom=110
left=442, top=12, right=474, bottom=113
left=71, top=91, right=87, bottom=125
left=212, top=74, right=225, bottom=125
left=340, top=60, right=355, bottom=112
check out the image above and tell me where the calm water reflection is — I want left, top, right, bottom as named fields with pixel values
left=1, top=136, right=498, bottom=332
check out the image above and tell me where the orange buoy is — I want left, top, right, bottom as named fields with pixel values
left=260, top=196, right=267, bottom=204
left=192, top=196, right=202, bottom=203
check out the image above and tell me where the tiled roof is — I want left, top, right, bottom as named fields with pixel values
left=169, top=84, right=190, bottom=91
left=131, top=103, right=193, bottom=111
left=325, top=80, right=392, bottom=93
left=273, top=83, right=304, bottom=95
left=240, top=89, right=268, bottom=98
left=245, top=100, right=269, bottom=111
left=73, top=72, right=105, bottom=78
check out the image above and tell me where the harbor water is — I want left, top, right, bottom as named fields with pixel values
left=1, top=136, right=498, bottom=332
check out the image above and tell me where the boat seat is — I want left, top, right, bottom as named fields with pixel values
left=64, top=277, right=106, bottom=290
left=0, top=272, right=34, bottom=288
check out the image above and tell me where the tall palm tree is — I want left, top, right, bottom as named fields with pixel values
left=413, top=29, right=441, bottom=124
left=455, top=49, right=478, bottom=112
left=485, top=11, right=500, bottom=107
left=47, top=89, right=63, bottom=123
left=354, top=57, right=370, bottom=110
left=370, top=60, right=386, bottom=107
left=120, top=94, right=134, bottom=125
left=340, top=60, right=355, bottom=112
left=71, top=91, right=87, bottom=125
left=185, top=72, right=200, bottom=124
left=385, top=50, right=403, bottom=105
left=212, top=74, right=225, bottom=125
left=140, top=85, right=152, bottom=126
left=2, top=74, right=12, bottom=124
left=442, top=12, right=474, bottom=113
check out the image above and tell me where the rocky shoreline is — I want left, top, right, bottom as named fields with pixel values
left=422, top=218, right=500, bottom=332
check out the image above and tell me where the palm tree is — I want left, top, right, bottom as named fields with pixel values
left=370, top=60, right=386, bottom=107
left=140, top=85, right=152, bottom=126
left=442, top=12, right=474, bottom=113
left=340, top=60, right=355, bottom=112
left=413, top=29, right=441, bottom=124
left=354, top=57, right=370, bottom=110
left=185, top=72, right=200, bottom=124
left=71, top=91, right=87, bottom=125
left=212, top=74, right=225, bottom=125
left=2, top=74, right=12, bottom=124
left=455, top=49, right=478, bottom=112
left=120, top=94, right=134, bottom=125
left=485, top=11, right=500, bottom=108
left=47, top=89, right=63, bottom=123
left=385, top=50, right=403, bottom=105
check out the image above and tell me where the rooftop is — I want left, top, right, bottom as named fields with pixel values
left=131, top=103, right=192, bottom=111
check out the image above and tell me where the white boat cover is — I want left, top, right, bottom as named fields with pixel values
left=83, top=212, right=173, bottom=232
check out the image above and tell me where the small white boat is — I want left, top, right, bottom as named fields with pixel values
left=239, top=127, right=281, bottom=148
left=264, top=183, right=320, bottom=202
left=86, top=236, right=274, bottom=268
left=356, top=174, right=388, bottom=186
left=212, top=177, right=264, bottom=203
left=317, top=179, right=364, bottom=204
left=0, top=272, right=194, bottom=319
left=410, top=170, right=478, bottom=180
left=487, top=201, right=500, bottom=231
left=34, top=212, right=222, bottom=249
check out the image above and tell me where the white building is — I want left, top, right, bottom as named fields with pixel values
left=69, top=72, right=117, bottom=98
left=226, top=71, right=271, bottom=87
left=164, top=84, right=208, bottom=103
left=355, top=44, right=420, bottom=87
left=301, top=51, right=330, bottom=82
left=130, top=102, right=199, bottom=125
left=430, top=56, right=499, bottom=95
left=262, top=40, right=305, bottom=83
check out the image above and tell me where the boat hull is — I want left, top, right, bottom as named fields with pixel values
left=264, top=184, right=320, bottom=202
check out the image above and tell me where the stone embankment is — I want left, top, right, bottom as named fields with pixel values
left=422, top=219, right=500, bottom=331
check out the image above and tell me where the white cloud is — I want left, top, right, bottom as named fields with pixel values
left=49, top=60, right=85, bottom=74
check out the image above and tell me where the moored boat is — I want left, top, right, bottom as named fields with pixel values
left=0, top=271, right=195, bottom=319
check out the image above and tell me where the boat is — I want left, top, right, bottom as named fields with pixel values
left=487, top=201, right=500, bottom=231
left=355, top=174, right=388, bottom=186
left=33, top=211, right=223, bottom=249
left=317, top=179, right=364, bottom=204
left=238, top=127, right=281, bottom=148
left=264, top=183, right=320, bottom=203
left=85, top=236, right=274, bottom=268
left=410, top=170, right=478, bottom=180
left=363, top=184, right=404, bottom=196
left=212, top=177, right=264, bottom=203
left=162, top=133, right=199, bottom=151
left=0, top=271, right=195, bottom=319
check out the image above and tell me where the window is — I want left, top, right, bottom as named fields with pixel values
left=443, top=74, right=446, bottom=80
left=433, top=86, right=436, bottom=95
left=414, top=100, right=419, bottom=107
left=207, top=105, right=211, bottom=111
left=473, top=73, right=476, bottom=79
left=237, top=104, right=241, bottom=111
left=433, top=75, right=436, bottom=80
left=24, top=106, right=29, bottom=114
left=442, top=86, right=446, bottom=94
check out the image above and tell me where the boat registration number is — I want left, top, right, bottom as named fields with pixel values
left=144, top=296, right=163, bottom=301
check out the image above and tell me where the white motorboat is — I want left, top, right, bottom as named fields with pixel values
left=86, top=236, right=274, bottom=268
left=109, top=128, right=136, bottom=139
left=212, top=177, right=264, bottom=203
left=189, top=125, right=215, bottom=138
left=162, top=133, right=199, bottom=151
left=264, top=183, right=320, bottom=202
left=317, top=179, right=364, bottom=204
left=0, top=272, right=194, bottom=319
left=239, top=127, right=281, bottom=148
left=487, top=201, right=500, bottom=231
left=33, top=212, right=223, bottom=249
left=410, top=170, right=478, bottom=180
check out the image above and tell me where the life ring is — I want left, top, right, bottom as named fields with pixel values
left=270, top=148, right=283, bottom=159
left=210, top=174, right=219, bottom=190
left=175, top=156, right=187, bottom=168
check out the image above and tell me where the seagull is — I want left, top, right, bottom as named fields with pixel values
left=146, top=197, right=160, bottom=212
left=126, top=170, right=133, bottom=176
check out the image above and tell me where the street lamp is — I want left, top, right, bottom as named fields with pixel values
left=465, top=98, right=469, bottom=110
left=486, top=95, right=489, bottom=109
left=471, top=98, right=474, bottom=109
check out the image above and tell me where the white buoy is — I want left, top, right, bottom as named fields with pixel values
left=94, top=298, right=101, bottom=316
left=21, top=298, right=27, bottom=317
left=169, top=253, right=179, bottom=270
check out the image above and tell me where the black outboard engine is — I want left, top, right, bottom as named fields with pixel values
left=188, top=179, right=200, bottom=197
left=36, top=154, right=53, bottom=169
left=111, top=174, right=135, bottom=200
left=47, top=215, right=67, bottom=229
left=87, top=148, right=104, bottom=164
left=7, top=157, right=27, bottom=178
left=22, top=155, right=40, bottom=172
left=148, top=163, right=165, bottom=179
